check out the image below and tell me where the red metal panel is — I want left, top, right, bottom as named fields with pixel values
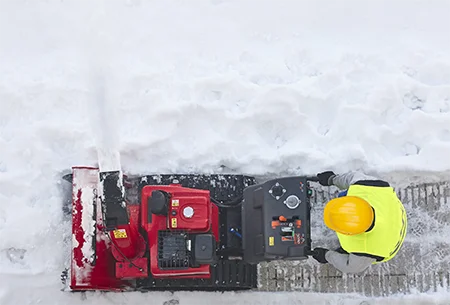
left=70, top=166, right=124, bottom=291
left=115, top=257, right=148, bottom=279
left=70, top=169, right=222, bottom=289
left=211, top=203, right=219, bottom=242
left=110, top=205, right=147, bottom=262
left=169, top=196, right=209, bottom=230
left=141, top=184, right=218, bottom=279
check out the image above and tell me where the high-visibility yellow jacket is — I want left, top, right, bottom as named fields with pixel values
left=336, top=184, right=407, bottom=263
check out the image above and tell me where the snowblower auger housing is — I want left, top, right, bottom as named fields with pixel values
left=65, top=166, right=317, bottom=292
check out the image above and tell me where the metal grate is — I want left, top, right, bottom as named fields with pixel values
left=158, top=230, right=190, bottom=270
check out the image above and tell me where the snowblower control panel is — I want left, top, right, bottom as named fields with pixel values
left=241, top=176, right=314, bottom=264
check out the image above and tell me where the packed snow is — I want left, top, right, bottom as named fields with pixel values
left=72, top=168, right=98, bottom=286
left=1, top=0, right=450, bottom=304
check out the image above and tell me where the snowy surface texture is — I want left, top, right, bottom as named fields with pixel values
left=1, top=0, right=450, bottom=304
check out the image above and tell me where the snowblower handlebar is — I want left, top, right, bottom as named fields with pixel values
left=305, top=176, right=320, bottom=182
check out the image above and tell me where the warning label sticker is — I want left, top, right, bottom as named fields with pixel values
left=113, top=229, right=127, bottom=239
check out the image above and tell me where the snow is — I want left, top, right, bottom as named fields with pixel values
left=78, top=171, right=97, bottom=266
left=1, top=0, right=450, bottom=304
left=72, top=168, right=98, bottom=285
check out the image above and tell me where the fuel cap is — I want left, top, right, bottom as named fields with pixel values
left=183, top=206, right=194, bottom=218
left=284, top=195, right=301, bottom=209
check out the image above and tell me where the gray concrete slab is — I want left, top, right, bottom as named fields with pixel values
left=257, top=181, right=450, bottom=296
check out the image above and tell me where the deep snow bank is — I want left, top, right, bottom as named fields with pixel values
left=1, top=0, right=450, bottom=176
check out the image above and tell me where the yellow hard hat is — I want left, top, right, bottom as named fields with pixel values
left=323, top=196, right=374, bottom=235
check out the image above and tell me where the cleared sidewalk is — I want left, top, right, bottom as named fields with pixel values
left=258, top=181, right=450, bottom=296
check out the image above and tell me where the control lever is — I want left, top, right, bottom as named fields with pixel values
left=271, top=216, right=302, bottom=229
left=272, top=215, right=302, bottom=242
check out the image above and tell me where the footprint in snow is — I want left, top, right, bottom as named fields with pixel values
left=4, top=247, right=26, bottom=264
left=403, top=93, right=425, bottom=110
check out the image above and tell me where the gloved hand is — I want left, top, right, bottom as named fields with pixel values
left=312, top=247, right=329, bottom=264
left=317, top=171, right=336, bottom=186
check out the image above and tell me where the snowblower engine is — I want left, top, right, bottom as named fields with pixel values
left=64, top=166, right=317, bottom=291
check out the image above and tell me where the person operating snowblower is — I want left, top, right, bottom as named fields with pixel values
left=311, top=171, right=407, bottom=274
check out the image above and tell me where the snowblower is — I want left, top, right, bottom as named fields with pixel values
left=62, top=166, right=318, bottom=291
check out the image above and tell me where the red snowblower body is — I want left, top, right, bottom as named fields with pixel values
left=62, top=166, right=317, bottom=291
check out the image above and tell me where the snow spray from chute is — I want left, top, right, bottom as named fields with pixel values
left=88, top=73, right=122, bottom=173
left=86, top=71, right=127, bottom=213
left=66, top=73, right=132, bottom=291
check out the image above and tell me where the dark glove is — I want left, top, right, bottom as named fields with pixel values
left=312, top=247, right=329, bottom=264
left=317, top=171, right=336, bottom=186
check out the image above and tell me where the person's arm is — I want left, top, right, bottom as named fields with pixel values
left=330, top=171, right=380, bottom=190
left=325, top=250, right=376, bottom=274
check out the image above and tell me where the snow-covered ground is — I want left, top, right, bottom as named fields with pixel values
left=1, top=0, right=450, bottom=304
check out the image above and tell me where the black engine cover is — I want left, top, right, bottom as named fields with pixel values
left=193, top=234, right=216, bottom=265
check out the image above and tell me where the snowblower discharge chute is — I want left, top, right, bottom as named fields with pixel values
left=66, top=166, right=317, bottom=291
